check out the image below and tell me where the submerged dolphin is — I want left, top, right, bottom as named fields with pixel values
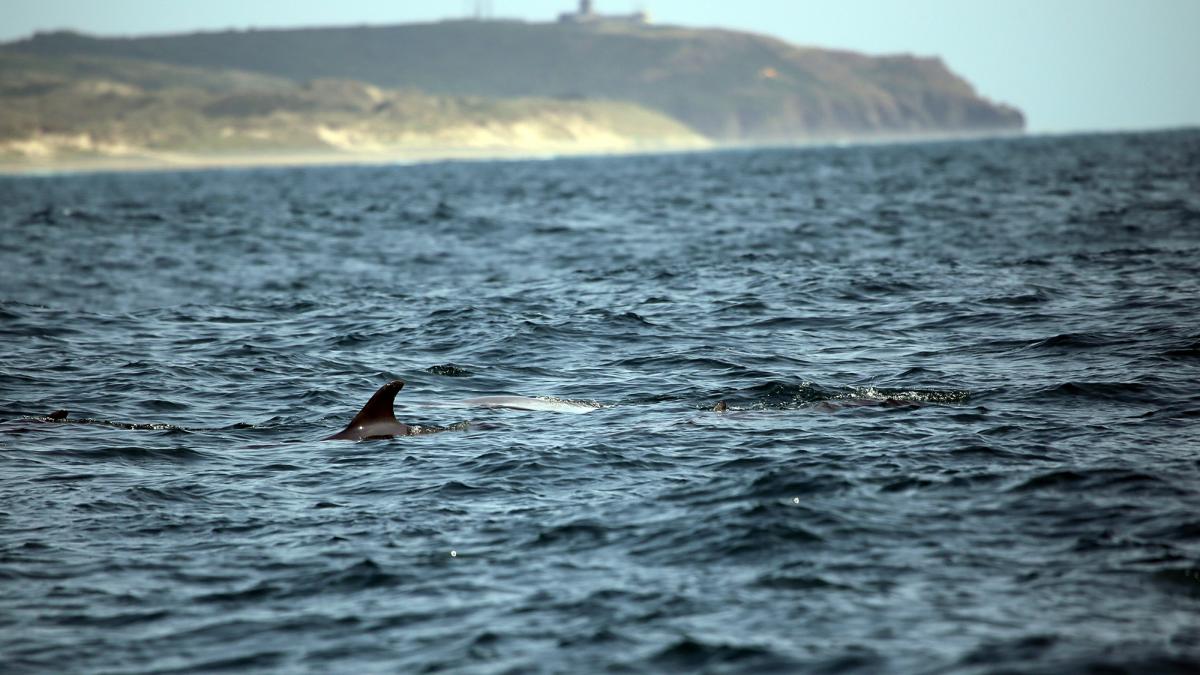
left=456, top=395, right=599, bottom=414
left=326, top=380, right=599, bottom=441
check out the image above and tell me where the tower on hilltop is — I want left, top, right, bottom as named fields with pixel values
left=558, top=1, right=648, bottom=24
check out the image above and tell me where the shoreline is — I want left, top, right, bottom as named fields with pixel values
left=8, top=128, right=1170, bottom=177
left=0, top=142, right=713, bottom=176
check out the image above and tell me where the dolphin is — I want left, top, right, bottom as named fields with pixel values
left=456, top=395, right=600, bottom=414
left=325, top=380, right=599, bottom=441
left=325, top=380, right=415, bottom=441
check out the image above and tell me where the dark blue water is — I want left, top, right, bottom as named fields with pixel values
left=2, top=130, right=1200, bottom=673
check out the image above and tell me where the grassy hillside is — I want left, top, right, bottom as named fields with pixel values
left=0, top=52, right=707, bottom=165
left=3, top=20, right=1024, bottom=142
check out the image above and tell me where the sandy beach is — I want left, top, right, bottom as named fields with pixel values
left=0, top=138, right=714, bottom=175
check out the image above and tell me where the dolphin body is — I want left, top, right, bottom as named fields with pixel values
left=325, top=380, right=599, bottom=441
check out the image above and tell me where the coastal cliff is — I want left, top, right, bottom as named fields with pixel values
left=0, top=19, right=1023, bottom=170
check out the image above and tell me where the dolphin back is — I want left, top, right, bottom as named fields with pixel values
left=326, top=380, right=410, bottom=441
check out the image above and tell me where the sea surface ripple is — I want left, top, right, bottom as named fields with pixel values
left=2, top=130, right=1200, bottom=673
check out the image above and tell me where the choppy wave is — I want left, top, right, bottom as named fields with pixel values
left=2, top=130, right=1199, bottom=672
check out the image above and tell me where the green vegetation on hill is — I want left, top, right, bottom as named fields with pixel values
left=0, top=52, right=707, bottom=165
left=3, top=20, right=1024, bottom=141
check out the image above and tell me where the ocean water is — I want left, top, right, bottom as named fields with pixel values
left=2, top=130, right=1199, bottom=673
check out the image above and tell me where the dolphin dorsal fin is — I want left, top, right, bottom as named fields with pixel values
left=346, top=380, right=404, bottom=427
left=325, top=380, right=408, bottom=441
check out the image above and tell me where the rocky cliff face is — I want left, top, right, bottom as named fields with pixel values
left=4, top=20, right=1023, bottom=142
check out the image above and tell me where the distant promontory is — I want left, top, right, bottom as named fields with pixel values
left=0, top=17, right=1024, bottom=170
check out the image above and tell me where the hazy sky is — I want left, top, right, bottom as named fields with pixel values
left=3, top=0, right=1197, bottom=133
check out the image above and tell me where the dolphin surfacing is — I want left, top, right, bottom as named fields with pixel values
left=325, top=380, right=414, bottom=441
left=326, top=380, right=599, bottom=441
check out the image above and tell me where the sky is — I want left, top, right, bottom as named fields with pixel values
left=2, top=0, right=1197, bottom=133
